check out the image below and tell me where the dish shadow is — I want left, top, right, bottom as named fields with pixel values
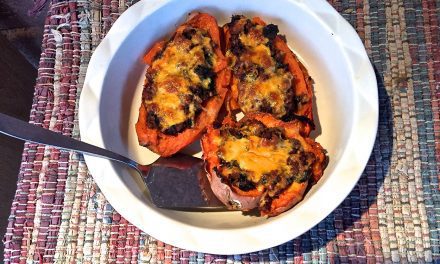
left=309, top=82, right=322, bottom=139
left=286, top=65, right=392, bottom=255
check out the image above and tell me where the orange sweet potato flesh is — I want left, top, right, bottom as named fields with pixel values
left=223, top=16, right=314, bottom=136
left=201, top=113, right=327, bottom=216
left=135, top=13, right=230, bottom=157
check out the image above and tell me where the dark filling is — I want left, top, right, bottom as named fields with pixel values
left=194, top=65, right=216, bottom=93
left=146, top=111, right=160, bottom=129
left=231, top=14, right=242, bottom=23
left=259, top=99, right=273, bottom=114
left=223, top=172, right=256, bottom=192
left=262, top=24, right=278, bottom=40
left=203, top=46, right=214, bottom=67
left=182, top=28, right=197, bottom=40
left=234, top=61, right=265, bottom=82
left=281, top=112, right=315, bottom=129
left=163, top=119, right=193, bottom=136
left=230, top=36, right=245, bottom=56
left=152, top=41, right=169, bottom=61
left=271, top=48, right=289, bottom=71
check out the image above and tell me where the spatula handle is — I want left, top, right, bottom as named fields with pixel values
left=0, top=112, right=139, bottom=171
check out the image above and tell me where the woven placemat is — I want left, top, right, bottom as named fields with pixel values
left=3, top=0, right=440, bottom=263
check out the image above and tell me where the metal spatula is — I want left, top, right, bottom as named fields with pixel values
left=0, top=113, right=224, bottom=210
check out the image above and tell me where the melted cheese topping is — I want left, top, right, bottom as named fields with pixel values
left=239, top=35, right=272, bottom=67
left=144, top=28, right=217, bottom=132
left=220, top=135, right=291, bottom=182
left=213, top=118, right=322, bottom=212
left=239, top=73, right=292, bottom=115
left=229, top=19, right=293, bottom=118
left=151, top=91, right=185, bottom=128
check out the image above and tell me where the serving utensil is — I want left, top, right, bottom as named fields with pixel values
left=0, top=113, right=224, bottom=210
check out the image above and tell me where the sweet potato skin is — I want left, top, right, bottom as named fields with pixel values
left=201, top=113, right=327, bottom=216
left=135, top=13, right=230, bottom=157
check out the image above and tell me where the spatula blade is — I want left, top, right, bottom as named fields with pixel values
left=142, top=154, right=225, bottom=210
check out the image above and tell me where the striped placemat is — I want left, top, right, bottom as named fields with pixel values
left=3, top=0, right=440, bottom=263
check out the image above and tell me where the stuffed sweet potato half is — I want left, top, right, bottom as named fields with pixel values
left=223, top=15, right=314, bottom=136
left=136, top=13, right=230, bottom=156
left=201, top=113, right=327, bottom=217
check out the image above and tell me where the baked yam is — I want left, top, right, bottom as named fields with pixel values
left=136, top=13, right=230, bottom=156
left=201, top=113, right=327, bottom=216
left=223, top=15, right=314, bottom=136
